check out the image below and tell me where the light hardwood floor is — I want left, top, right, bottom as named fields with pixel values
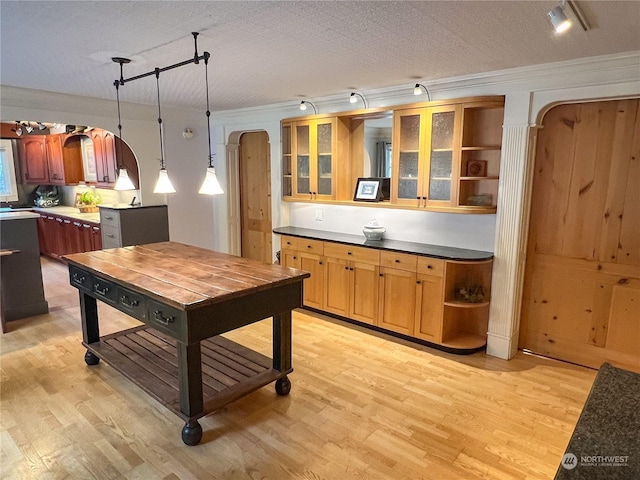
left=1, top=258, right=596, bottom=479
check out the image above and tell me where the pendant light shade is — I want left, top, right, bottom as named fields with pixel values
left=548, top=3, right=571, bottom=33
left=114, top=168, right=136, bottom=191
left=154, top=168, right=176, bottom=194
left=198, top=167, right=223, bottom=195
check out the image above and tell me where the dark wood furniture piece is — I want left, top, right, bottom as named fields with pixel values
left=65, top=242, right=309, bottom=445
left=0, top=212, right=49, bottom=332
left=99, top=205, right=169, bottom=249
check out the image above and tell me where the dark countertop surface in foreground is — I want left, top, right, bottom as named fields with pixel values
left=273, top=226, right=493, bottom=261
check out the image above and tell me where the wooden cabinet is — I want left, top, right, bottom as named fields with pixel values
left=18, top=137, right=48, bottom=183
left=391, top=105, right=461, bottom=209
left=36, top=212, right=101, bottom=260
left=280, top=95, right=504, bottom=214
left=91, top=129, right=118, bottom=187
left=46, top=134, right=65, bottom=184
left=99, top=205, right=169, bottom=249
left=457, top=101, right=504, bottom=209
left=277, top=232, right=493, bottom=352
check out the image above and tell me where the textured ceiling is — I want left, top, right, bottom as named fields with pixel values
left=1, top=1, right=639, bottom=112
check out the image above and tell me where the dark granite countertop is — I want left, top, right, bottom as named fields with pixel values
left=273, top=226, right=493, bottom=261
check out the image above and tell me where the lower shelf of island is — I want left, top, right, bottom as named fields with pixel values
left=83, top=325, right=290, bottom=421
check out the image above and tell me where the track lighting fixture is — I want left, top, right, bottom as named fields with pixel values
left=299, top=100, right=317, bottom=114
left=198, top=48, right=223, bottom=196
left=349, top=92, right=368, bottom=108
left=37, top=122, right=47, bottom=131
left=413, top=83, right=431, bottom=101
left=548, top=1, right=572, bottom=34
left=14, top=122, right=23, bottom=137
left=112, top=32, right=217, bottom=196
left=24, top=123, right=34, bottom=134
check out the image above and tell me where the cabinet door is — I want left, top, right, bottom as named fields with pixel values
left=18, top=137, right=49, bottom=184
left=315, top=119, right=335, bottom=199
left=378, top=267, right=416, bottom=335
left=300, top=253, right=324, bottom=310
left=293, top=122, right=311, bottom=198
left=281, top=249, right=301, bottom=269
left=91, top=225, right=102, bottom=251
left=424, top=105, right=461, bottom=207
left=46, top=134, right=65, bottom=184
left=391, top=109, right=424, bottom=206
left=350, top=261, right=379, bottom=325
left=100, top=131, right=118, bottom=186
left=324, top=256, right=350, bottom=317
left=282, top=122, right=293, bottom=198
left=414, top=274, right=444, bottom=342
left=80, top=223, right=94, bottom=252
left=36, top=214, right=49, bottom=255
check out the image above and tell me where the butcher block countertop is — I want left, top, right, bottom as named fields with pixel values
left=64, top=241, right=310, bottom=311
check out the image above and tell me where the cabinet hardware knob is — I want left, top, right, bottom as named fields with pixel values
left=347, top=251, right=352, bottom=255
left=394, top=259, right=400, bottom=263
left=120, top=295, right=139, bottom=308
left=107, top=234, right=115, bottom=238
left=105, top=216, right=113, bottom=220
left=344, top=266, right=349, bottom=270
left=307, top=245, right=312, bottom=248
left=427, top=265, right=433, bottom=269
left=379, top=273, right=383, bottom=277
left=350, top=267, right=354, bottom=271
left=417, top=281, right=421, bottom=284
left=293, top=256, right=297, bottom=259
left=319, top=261, right=323, bottom=265
left=154, top=310, right=175, bottom=325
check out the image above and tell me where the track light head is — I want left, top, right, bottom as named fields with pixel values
left=299, top=100, right=317, bottom=114
left=349, top=92, right=368, bottom=108
left=548, top=3, right=572, bottom=33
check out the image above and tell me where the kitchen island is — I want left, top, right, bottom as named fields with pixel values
left=0, top=211, right=49, bottom=332
left=65, top=242, right=309, bottom=445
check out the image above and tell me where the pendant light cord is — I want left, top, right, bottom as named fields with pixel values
left=204, top=52, right=213, bottom=168
left=155, top=68, right=166, bottom=170
left=114, top=80, right=125, bottom=169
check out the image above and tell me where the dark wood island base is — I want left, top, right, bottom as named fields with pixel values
left=66, top=242, right=308, bottom=445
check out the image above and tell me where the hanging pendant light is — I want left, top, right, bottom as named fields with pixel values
left=111, top=64, right=137, bottom=192
left=152, top=68, right=176, bottom=194
left=198, top=51, right=223, bottom=195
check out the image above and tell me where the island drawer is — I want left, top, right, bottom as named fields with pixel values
left=116, top=286, right=147, bottom=322
left=148, top=300, right=183, bottom=337
left=93, top=276, right=117, bottom=303
left=417, top=257, right=445, bottom=277
left=69, top=265, right=92, bottom=292
left=101, top=224, right=122, bottom=249
left=100, top=210, right=121, bottom=229
left=323, top=242, right=380, bottom=264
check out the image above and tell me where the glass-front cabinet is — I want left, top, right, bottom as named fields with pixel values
left=289, top=118, right=336, bottom=200
left=281, top=122, right=292, bottom=197
left=391, top=105, right=461, bottom=208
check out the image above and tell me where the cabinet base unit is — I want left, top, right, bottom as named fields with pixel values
left=275, top=227, right=493, bottom=354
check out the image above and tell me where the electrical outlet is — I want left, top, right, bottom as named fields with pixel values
left=314, top=209, right=323, bottom=221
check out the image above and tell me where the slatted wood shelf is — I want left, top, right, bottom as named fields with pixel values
left=84, top=325, right=290, bottom=421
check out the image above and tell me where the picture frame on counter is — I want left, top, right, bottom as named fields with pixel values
left=353, top=178, right=384, bottom=202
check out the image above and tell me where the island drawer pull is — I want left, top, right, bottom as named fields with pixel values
left=154, top=310, right=175, bottom=325
left=121, top=296, right=139, bottom=308
left=95, top=285, right=109, bottom=295
left=73, top=272, right=86, bottom=283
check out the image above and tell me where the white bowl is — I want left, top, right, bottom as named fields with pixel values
left=363, top=227, right=385, bottom=240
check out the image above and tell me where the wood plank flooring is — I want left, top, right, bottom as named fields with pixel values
left=0, top=257, right=596, bottom=479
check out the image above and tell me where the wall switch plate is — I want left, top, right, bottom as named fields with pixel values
left=314, top=209, right=323, bottom=221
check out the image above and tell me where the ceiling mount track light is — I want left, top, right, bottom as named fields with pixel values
left=113, top=32, right=218, bottom=195
left=13, top=121, right=23, bottom=137
left=299, top=100, right=317, bottom=114
left=413, top=83, right=431, bottom=101
left=349, top=92, right=368, bottom=109
left=548, top=0, right=589, bottom=33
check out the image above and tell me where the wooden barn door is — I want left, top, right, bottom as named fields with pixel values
left=239, top=131, right=272, bottom=264
left=519, top=99, right=640, bottom=372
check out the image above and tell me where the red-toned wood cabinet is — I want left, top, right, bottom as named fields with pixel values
left=18, top=137, right=49, bottom=183
left=91, top=129, right=118, bottom=187
left=36, top=212, right=101, bottom=261
left=46, top=134, right=65, bottom=184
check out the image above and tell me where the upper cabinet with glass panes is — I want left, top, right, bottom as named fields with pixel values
left=281, top=96, right=504, bottom=214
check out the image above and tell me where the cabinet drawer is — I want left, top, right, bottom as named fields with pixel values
left=148, top=300, right=183, bottom=336
left=116, top=286, right=147, bottom=322
left=99, top=210, right=120, bottom=228
left=280, top=235, right=299, bottom=251
left=69, top=265, right=92, bottom=292
left=323, top=242, right=380, bottom=264
left=417, top=257, right=445, bottom=277
left=380, top=251, right=417, bottom=272
left=93, top=276, right=117, bottom=303
left=298, top=238, right=323, bottom=255
left=101, top=224, right=122, bottom=249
